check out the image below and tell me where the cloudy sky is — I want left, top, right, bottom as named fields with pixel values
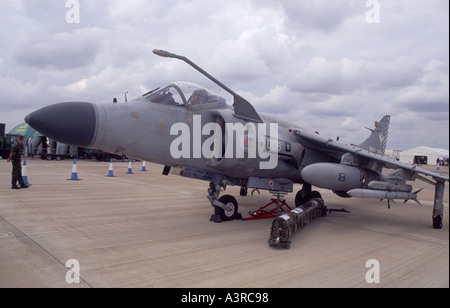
left=1, top=0, right=448, bottom=150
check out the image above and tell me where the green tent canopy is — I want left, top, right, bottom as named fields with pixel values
left=8, top=122, right=42, bottom=140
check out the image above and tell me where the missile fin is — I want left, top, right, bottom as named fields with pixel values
left=412, top=188, right=424, bottom=206
left=413, top=198, right=423, bottom=206
left=413, top=188, right=424, bottom=195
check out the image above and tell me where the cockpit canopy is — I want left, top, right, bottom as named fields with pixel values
left=144, top=82, right=227, bottom=111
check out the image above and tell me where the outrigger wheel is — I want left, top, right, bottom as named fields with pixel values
left=433, top=215, right=443, bottom=229
left=214, top=195, right=240, bottom=222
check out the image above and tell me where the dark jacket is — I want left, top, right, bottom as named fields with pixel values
left=10, top=141, right=23, bottom=162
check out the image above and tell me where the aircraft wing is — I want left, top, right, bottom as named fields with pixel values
left=294, top=129, right=449, bottom=183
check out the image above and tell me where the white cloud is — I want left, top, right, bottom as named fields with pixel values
left=395, top=60, right=449, bottom=113
left=12, top=27, right=108, bottom=70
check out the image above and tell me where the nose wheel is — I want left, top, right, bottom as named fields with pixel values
left=208, top=180, right=242, bottom=223
left=213, top=195, right=240, bottom=222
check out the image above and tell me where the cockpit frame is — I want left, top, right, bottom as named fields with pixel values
left=144, top=82, right=227, bottom=111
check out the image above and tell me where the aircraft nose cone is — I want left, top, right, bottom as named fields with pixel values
left=25, top=102, right=97, bottom=147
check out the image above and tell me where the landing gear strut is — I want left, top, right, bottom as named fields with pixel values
left=432, top=181, right=445, bottom=229
left=295, top=183, right=311, bottom=207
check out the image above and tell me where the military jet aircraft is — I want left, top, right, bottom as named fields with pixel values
left=25, top=49, right=448, bottom=229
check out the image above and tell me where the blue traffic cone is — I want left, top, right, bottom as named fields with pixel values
left=107, top=159, right=115, bottom=177
left=68, top=159, right=80, bottom=180
left=22, top=159, right=29, bottom=185
left=141, top=161, right=147, bottom=171
left=126, top=159, right=133, bottom=174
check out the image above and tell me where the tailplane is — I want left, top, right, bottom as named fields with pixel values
left=358, top=115, right=390, bottom=155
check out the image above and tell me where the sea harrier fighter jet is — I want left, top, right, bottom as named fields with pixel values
left=25, top=49, right=448, bottom=229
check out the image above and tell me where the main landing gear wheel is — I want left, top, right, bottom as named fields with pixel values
left=214, top=195, right=239, bottom=222
left=240, top=187, right=248, bottom=197
left=308, top=191, right=322, bottom=200
left=433, top=215, right=443, bottom=229
left=295, top=187, right=322, bottom=207
left=295, top=188, right=326, bottom=215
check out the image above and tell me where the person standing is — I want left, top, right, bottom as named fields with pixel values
left=6, top=135, right=29, bottom=189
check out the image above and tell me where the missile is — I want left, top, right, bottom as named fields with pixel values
left=367, top=180, right=413, bottom=192
left=347, top=188, right=423, bottom=205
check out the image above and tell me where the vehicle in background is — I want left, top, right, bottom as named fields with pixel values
left=0, top=123, right=19, bottom=159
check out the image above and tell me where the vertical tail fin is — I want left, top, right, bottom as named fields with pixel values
left=358, top=115, right=390, bottom=155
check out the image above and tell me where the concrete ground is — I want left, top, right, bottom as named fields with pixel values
left=0, top=159, right=448, bottom=288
